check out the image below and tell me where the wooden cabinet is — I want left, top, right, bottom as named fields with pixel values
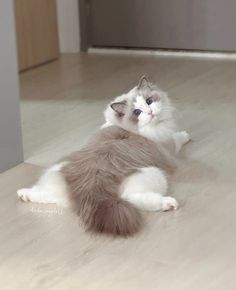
left=14, top=0, right=59, bottom=71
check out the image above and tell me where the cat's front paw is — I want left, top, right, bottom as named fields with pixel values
left=180, top=131, right=190, bottom=144
left=162, top=196, right=178, bottom=211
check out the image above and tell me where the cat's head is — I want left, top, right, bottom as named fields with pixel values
left=104, top=76, right=174, bottom=132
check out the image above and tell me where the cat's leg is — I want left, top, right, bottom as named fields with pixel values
left=122, top=192, right=178, bottom=211
left=120, top=167, right=178, bottom=211
left=17, top=163, right=70, bottom=207
left=173, top=131, right=190, bottom=153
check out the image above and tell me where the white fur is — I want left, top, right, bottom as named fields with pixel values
left=135, top=93, right=177, bottom=143
left=134, top=95, right=156, bottom=127
left=17, top=163, right=69, bottom=207
left=103, top=86, right=178, bottom=143
left=120, top=167, right=178, bottom=211
left=139, top=120, right=176, bottom=143
left=103, top=86, right=189, bottom=149
left=134, top=94, right=163, bottom=128
left=173, top=131, right=190, bottom=153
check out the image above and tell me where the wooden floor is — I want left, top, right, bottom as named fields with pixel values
left=1, top=52, right=236, bottom=290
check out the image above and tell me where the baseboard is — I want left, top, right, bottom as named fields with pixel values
left=89, top=47, right=236, bottom=59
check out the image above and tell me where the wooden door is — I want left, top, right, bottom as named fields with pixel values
left=14, top=0, right=59, bottom=71
left=87, top=0, right=236, bottom=52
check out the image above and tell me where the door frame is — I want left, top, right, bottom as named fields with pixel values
left=79, top=0, right=90, bottom=51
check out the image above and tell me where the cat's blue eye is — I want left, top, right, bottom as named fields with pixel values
left=133, top=109, right=142, bottom=116
left=146, top=98, right=153, bottom=105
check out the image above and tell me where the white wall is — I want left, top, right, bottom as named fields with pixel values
left=0, top=0, right=23, bottom=171
left=56, top=0, right=80, bottom=53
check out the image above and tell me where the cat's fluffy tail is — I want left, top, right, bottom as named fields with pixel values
left=82, top=196, right=142, bottom=237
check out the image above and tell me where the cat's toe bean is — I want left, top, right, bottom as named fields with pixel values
left=162, top=196, right=178, bottom=211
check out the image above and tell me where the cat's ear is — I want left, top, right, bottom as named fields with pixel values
left=138, top=75, right=150, bottom=90
left=110, top=101, right=126, bottom=116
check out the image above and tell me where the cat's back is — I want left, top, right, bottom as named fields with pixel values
left=63, top=126, right=177, bottom=174
left=62, top=126, right=145, bottom=163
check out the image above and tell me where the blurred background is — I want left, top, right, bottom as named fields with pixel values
left=2, top=0, right=236, bottom=170
left=14, top=0, right=236, bottom=71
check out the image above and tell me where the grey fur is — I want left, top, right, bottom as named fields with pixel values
left=61, top=126, right=177, bottom=237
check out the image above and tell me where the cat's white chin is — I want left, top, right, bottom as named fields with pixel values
left=146, top=115, right=159, bottom=125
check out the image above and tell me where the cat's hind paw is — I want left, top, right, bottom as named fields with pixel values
left=162, top=196, right=178, bottom=211
left=17, top=188, right=32, bottom=202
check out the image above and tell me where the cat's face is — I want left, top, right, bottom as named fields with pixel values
left=104, top=77, right=173, bottom=132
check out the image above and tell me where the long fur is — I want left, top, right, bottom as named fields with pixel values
left=61, top=126, right=177, bottom=236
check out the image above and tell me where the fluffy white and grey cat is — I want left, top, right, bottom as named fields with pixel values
left=17, top=77, right=190, bottom=236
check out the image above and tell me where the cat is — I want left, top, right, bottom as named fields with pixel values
left=17, top=76, right=190, bottom=237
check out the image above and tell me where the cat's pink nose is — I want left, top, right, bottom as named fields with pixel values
left=148, top=111, right=152, bottom=115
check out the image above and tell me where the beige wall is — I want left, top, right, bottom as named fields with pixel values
left=56, top=0, right=80, bottom=53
